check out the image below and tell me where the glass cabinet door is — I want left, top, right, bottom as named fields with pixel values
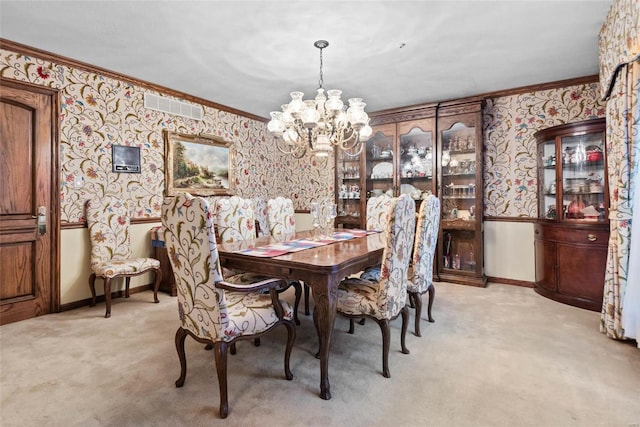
left=366, top=124, right=397, bottom=200
left=398, top=120, right=436, bottom=209
left=539, top=138, right=558, bottom=219
left=440, top=122, right=479, bottom=273
left=559, top=133, right=606, bottom=221
left=336, top=148, right=363, bottom=227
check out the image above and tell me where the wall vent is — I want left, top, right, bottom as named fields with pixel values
left=143, top=93, right=203, bottom=121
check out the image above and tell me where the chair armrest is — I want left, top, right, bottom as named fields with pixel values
left=216, top=278, right=288, bottom=320
left=215, top=277, right=288, bottom=293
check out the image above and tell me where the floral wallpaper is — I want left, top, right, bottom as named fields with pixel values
left=0, top=47, right=333, bottom=223
left=483, top=83, right=607, bottom=217
left=2, top=46, right=609, bottom=222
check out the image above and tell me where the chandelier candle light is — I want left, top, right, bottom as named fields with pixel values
left=267, top=40, right=373, bottom=158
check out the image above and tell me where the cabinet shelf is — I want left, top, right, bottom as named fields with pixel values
left=401, top=176, right=432, bottom=180
left=443, top=172, right=475, bottom=177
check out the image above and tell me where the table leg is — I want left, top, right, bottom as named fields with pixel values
left=310, top=275, right=338, bottom=400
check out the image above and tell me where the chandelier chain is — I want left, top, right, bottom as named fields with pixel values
left=318, top=46, right=324, bottom=89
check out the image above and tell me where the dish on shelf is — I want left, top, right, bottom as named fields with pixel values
left=401, top=184, right=421, bottom=200
left=371, top=162, right=393, bottom=179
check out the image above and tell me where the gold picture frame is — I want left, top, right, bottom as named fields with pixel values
left=164, top=130, right=234, bottom=196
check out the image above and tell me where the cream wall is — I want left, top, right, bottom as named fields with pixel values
left=60, top=223, right=158, bottom=305
left=483, top=221, right=535, bottom=282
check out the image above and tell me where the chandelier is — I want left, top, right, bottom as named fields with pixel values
left=267, top=40, right=372, bottom=158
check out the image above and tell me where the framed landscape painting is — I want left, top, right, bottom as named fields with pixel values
left=164, top=130, right=234, bottom=196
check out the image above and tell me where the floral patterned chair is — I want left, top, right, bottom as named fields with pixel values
left=266, top=196, right=296, bottom=238
left=266, top=197, right=304, bottom=321
left=407, top=195, right=441, bottom=336
left=86, top=197, right=161, bottom=318
left=161, top=193, right=296, bottom=419
left=252, top=197, right=270, bottom=238
left=360, top=194, right=394, bottom=282
left=215, top=195, right=301, bottom=327
left=366, top=194, right=393, bottom=231
left=215, top=196, right=257, bottom=243
left=337, top=194, right=416, bottom=378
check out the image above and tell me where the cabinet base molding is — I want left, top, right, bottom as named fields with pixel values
left=486, top=276, right=534, bottom=288
left=436, top=273, right=487, bottom=287
left=533, top=285, right=602, bottom=312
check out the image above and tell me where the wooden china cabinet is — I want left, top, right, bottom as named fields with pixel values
left=335, top=103, right=438, bottom=229
left=533, top=118, right=608, bottom=311
left=436, top=98, right=486, bottom=287
left=366, top=104, right=438, bottom=206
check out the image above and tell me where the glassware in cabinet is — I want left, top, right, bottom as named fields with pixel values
left=436, top=98, right=485, bottom=287
left=398, top=118, right=437, bottom=209
left=335, top=147, right=364, bottom=228
left=365, top=123, right=397, bottom=200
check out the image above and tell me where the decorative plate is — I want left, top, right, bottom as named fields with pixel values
left=371, top=162, right=393, bottom=178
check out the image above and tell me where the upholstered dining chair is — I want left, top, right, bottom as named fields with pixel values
left=86, top=197, right=161, bottom=318
left=407, top=195, right=441, bottom=336
left=366, top=193, right=393, bottom=231
left=337, top=194, right=416, bottom=378
left=267, top=196, right=296, bottom=238
left=161, top=193, right=296, bottom=419
left=252, top=196, right=270, bottom=238
left=215, top=195, right=301, bottom=326
left=360, top=193, right=395, bottom=282
left=266, top=197, right=305, bottom=320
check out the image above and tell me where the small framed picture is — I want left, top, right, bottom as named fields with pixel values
left=112, top=145, right=141, bottom=173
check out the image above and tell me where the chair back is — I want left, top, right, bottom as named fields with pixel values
left=86, top=197, right=132, bottom=267
left=375, top=194, right=416, bottom=319
left=267, top=197, right=296, bottom=238
left=366, top=194, right=393, bottom=231
left=215, top=196, right=256, bottom=243
left=162, top=193, right=228, bottom=342
left=410, top=195, right=441, bottom=293
left=252, top=197, right=270, bottom=237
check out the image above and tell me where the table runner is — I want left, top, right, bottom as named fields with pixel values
left=233, top=229, right=379, bottom=257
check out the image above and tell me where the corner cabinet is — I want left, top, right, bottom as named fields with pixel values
left=436, top=99, right=486, bottom=287
left=533, top=118, right=608, bottom=311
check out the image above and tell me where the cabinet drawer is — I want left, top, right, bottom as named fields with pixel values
left=535, top=224, right=608, bottom=246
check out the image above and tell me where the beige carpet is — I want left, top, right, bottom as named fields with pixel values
left=1, top=282, right=638, bottom=427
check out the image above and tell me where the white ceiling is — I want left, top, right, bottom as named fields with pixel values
left=0, top=1, right=612, bottom=119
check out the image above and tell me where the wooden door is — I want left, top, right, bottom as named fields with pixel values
left=0, top=79, right=59, bottom=325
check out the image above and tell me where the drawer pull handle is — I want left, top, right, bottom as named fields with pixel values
left=587, top=234, right=597, bottom=242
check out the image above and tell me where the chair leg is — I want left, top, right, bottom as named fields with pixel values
left=358, top=318, right=366, bottom=325
left=104, top=277, right=112, bottom=318
left=213, top=341, right=230, bottom=419
left=304, top=283, right=310, bottom=315
left=376, top=319, right=391, bottom=378
left=292, top=282, right=302, bottom=325
left=408, top=292, right=415, bottom=308
left=426, top=284, right=435, bottom=323
left=152, top=267, right=161, bottom=303
left=400, top=306, right=410, bottom=355
left=124, top=277, right=131, bottom=298
left=348, top=319, right=355, bottom=334
left=283, top=321, right=296, bottom=380
left=411, top=291, right=423, bottom=337
left=89, top=273, right=97, bottom=307
left=174, top=328, right=188, bottom=388
left=230, top=343, right=237, bottom=355
left=254, top=338, right=261, bottom=347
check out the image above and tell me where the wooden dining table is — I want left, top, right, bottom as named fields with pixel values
left=216, top=229, right=385, bottom=400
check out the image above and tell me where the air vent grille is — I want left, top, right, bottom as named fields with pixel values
left=144, top=93, right=203, bottom=121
